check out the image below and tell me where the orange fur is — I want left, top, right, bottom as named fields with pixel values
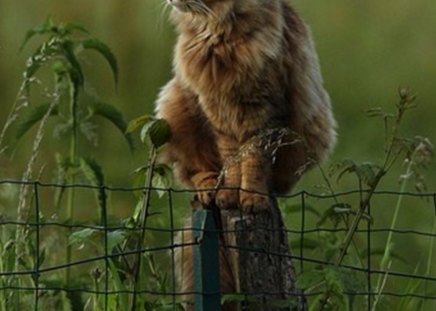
left=157, top=0, right=337, bottom=308
left=156, top=0, right=336, bottom=212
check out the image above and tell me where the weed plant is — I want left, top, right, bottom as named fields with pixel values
left=282, top=88, right=435, bottom=310
left=0, top=18, right=134, bottom=310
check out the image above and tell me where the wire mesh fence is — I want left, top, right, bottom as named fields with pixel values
left=0, top=179, right=435, bottom=310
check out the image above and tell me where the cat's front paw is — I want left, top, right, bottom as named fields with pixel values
left=215, top=188, right=239, bottom=210
left=240, top=191, right=273, bottom=214
left=194, top=175, right=218, bottom=206
left=196, top=188, right=216, bottom=206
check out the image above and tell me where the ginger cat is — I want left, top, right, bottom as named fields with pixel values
left=156, top=0, right=336, bottom=212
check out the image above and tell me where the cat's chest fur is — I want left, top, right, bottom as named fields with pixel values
left=174, top=28, right=284, bottom=138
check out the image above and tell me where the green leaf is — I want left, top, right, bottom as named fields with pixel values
left=90, top=102, right=134, bottom=150
left=20, top=17, right=55, bottom=51
left=290, top=237, right=320, bottom=250
left=132, top=197, right=145, bottom=224
left=2, top=240, right=16, bottom=273
left=108, top=260, right=129, bottom=311
left=364, top=107, right=383, bottom=118
left=80, top=157, right=107, bottom=224
left=337, top=267, right=365, bottom=293
left=140, top=118, right=172, bottom=148
left=131, top=167, right=147, bottom=198
left=21, top=27, right=48, bottom=51
left=365, top=107, right=395, bottom=121
left=321, top=266, right=364, bottom=301
left=54, top=154, right=71, bottom=210
left=69, top=228, right=97, bottom=246
left=324, top=267, right=346, bottom=294
left=281, top=202, right=321, bottom=217
left=107, top=230, right=126, bottom=251
left=14, top=103, right=59, bottom=144
left=80, top=157, right=104, bottom=187
left=296, top=269, right=324, bottom=290
left=335, top=159, right=356, bottom=183
left=152, top=164, right=173, bottom=198
left=317, top=203, right=353, bottom=227
left=333, top=159, right=381, bottom=187
left=398, top=265, right=424, bottom=310
left=38, top=248, right=46, bottom=269
left=355, top=162, right=380, bottom=187
left=81, top=38, right=118, bottom=84
left=126, top=114, right=155, bottom=134
left=61, top=22, right=89, bottom=36
left=360, top=247, right=407, bottom=264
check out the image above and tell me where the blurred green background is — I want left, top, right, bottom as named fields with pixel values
left=0, top=0, right=434, bottom=186
left=0, top=0, right=435, bottom=307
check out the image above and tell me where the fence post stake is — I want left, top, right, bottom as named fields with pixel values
left=192, top=209, right=221, bottom=311
left=221, top=199, right=306, bottom=310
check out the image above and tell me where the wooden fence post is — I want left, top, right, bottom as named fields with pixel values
left=191, top=197, right=306, bottom=310
left=219, top=199, right=306, bottom=311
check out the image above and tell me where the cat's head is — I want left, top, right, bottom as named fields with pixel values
left=167, top=0, right=227, bottom=14
left=167, top=0, right=269, bottom=18
left=167, top=0, right=281, bottom=33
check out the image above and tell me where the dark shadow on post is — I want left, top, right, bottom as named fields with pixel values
left=192, top=209, right=221, bottom=311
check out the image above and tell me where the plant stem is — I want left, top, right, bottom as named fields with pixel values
left=65, top=74, right=79, bottom=285
left=334, top=94, right=409, bottom=268
left=131, top=146, right=157, bottom=311
left=371, top=261, right=392, bottom=311
left=94, top=275, right=100, bottom=311
left=317, top=95, right=410, bottom=310
left=335, top=170, right=385, bottom=266
left=372, top=146, right=420, bottom=310
left=422, top=208, right=436, bottom=311
left=0, top=227, right=7, bottom=311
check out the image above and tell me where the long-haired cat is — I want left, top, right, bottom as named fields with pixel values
left=156, top=0, right=336, bottom=211
left=155, top=0, right=336, bottom=308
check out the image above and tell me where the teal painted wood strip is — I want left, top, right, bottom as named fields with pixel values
left=193, top=209, right=221, bottom=311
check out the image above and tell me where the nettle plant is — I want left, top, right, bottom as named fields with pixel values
left=0, top=18, right=133, bottom=309
left=4, top=17, right=133, bottom=208
left=0, top=16, right=178, bottom=310
left=285, top=88, right=434, bottom=311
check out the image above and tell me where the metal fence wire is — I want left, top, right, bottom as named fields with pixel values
left=0, top=180, right=435, bottom=310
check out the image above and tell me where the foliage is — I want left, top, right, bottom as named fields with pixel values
left=0, top=18, right=134, bottom=310
left=0, top=17, right=179, bottom=311
left=0, top=14, right=435, bottom=311
left=283, top=88, right=434, bottom=310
